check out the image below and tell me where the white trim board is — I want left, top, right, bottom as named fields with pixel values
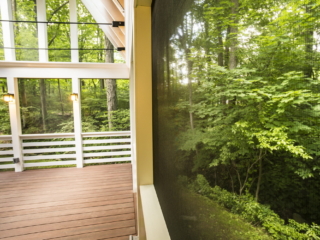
left=0, top=62, right=129, bottom=79
left=140, top=185, right=171, bottom=240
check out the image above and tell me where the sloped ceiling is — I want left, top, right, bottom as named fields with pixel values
left=81, top=0, right=125, bottom=56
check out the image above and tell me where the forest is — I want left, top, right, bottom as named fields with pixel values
left=153, top=0, right=320, bottom=238
left=0, top=0, right=129, bottom=135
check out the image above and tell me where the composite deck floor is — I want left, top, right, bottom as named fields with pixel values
left=0, top=164, right=136, bottom=240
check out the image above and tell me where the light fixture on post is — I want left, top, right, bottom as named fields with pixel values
left=3, top=93, right=14, bottom=102
left=70, top=93, right=78, bottom=101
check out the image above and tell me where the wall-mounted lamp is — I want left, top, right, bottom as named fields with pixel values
left=70, top=93, right=78, bottom=101
left=3, top=93, right=14, bottom=102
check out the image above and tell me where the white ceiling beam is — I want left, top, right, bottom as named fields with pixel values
left=112, top=0, right=125, bottom=16
left=116, top=0, right=124, bottom=9
left=81, top=0, right=125, bottom=47
left=100, top=0, right=124, bottom=21
left=0, top=62, right=129, bottom=79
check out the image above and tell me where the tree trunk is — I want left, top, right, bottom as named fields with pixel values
left=20, top=80, right=27, bottom=107
left=217, top=26, right=224, bottom=67
left=57, top=79, right=64, bottom=115
left=99, top=79, right=104, bottom=90
left=20, top=80, right=27, bottom=128
left=228, top=0, right=239, bottom=70
left=186, top=48, right=194, bottom=130
left=39, top=79, right=47, bottom=131
left=255, top=149, right=264, bottom=202
left=182, top=16, right=195, bottom=130
left=304, top=4, right=314, bottom=78
left=104, top=38, right=117, bottom=130
left=225, top=26, right=230, bottom=68
left=165, top=44, right=171, bottom=99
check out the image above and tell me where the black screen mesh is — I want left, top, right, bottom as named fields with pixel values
left=152, top=0, right=320, bottom=239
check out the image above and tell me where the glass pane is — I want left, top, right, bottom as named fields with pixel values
left=13, top=0, right=38, bottom=61
left=81, top=79, right=130, bottom=132
left=19, top=79, right=73, bottom=134
left=0, top=11, right=4, bottom=60
left=47, top=0, right=71, bottom=62
left=77, top=0, right=105, bottom=63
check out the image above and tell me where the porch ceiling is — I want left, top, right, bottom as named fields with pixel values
left=81, top=0, right=126, bottom=55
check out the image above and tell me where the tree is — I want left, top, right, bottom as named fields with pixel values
left=104, top=38, right=117, bottom=131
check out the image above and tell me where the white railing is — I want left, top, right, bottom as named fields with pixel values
left=0, top=131, right=131, bottom=170
left=0, top=135, right=15, bottom=170
left=82, top=131, right=132, bottom=164
left=21, top=133, right=76, bottom=168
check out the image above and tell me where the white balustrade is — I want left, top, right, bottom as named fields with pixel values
left=0, top=135, right=14, bottom=169
left=0, top=131, right=131, bottom=171
left=21, top=133, right=77, bottom=168
left=82, top=131, right=132, bottom=164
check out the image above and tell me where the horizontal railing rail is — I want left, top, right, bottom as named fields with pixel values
left=21, top=134, right=77, bottom=168
left=82, top=131, right=132, bottom=165
left=0, top=135, right=14, bottom=169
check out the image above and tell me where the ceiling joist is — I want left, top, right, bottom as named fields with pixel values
left=81, top=0, right=126, bottom=57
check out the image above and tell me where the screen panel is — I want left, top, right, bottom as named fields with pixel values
left=152, top=0, right=320, bottom=239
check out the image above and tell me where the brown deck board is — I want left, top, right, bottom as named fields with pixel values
left=50, top=226, right=136, bottom=240
left=0, top=183, right=133, bottom=199
left=0, top=175, right=132, bottom=187
left=0, top=164, right=136, bottom=239
left=0, top=181, right=133, bottom=195
left=0, top=189, right=133, bottom=207
left=0, top=193, right=133, bottom=212
left=0, top=213, right=134, bottom=238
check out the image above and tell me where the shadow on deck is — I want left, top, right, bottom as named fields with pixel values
left=0, top=163, right=136, bottom=240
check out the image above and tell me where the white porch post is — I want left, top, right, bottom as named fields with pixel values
left=7, top=77, right=24, bottom=172
left=72, top=77, right=83, bottom=168
left=69, top=0, right=79, bottom=62
left=0, top=0, right=16, bottom=61
left=36, top=0, right=48, bottom=62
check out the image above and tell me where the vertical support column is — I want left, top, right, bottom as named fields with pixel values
left=72, top=77, right=83, bottom=168
left=134, top=5, right=153, bottom=193
left=133, top=5, right=153, bottom=240
left=36, top=0, right=48, bottom=62
left=0, top=0, right=16, bottom=61
left=130, top=64, right=137, bottom=193
left=69, top=0, right=79, bottom=62
left=7, top=77, right=23, bottom=172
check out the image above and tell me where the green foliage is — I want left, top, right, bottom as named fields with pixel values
left=77, top=0, right=106, bottom=63
left=13, top=0, right=38, bottom=61
left=191, top=175, right=320, bottom=239
left=18, top=78, right=73, bottom=134
left=179, top=67, right=320, bottom=198
left=81, top=79, right=130, bottom=132
left=180, top=188, right=273, bottom=240
left=0, top=79, right=10, bottom=134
